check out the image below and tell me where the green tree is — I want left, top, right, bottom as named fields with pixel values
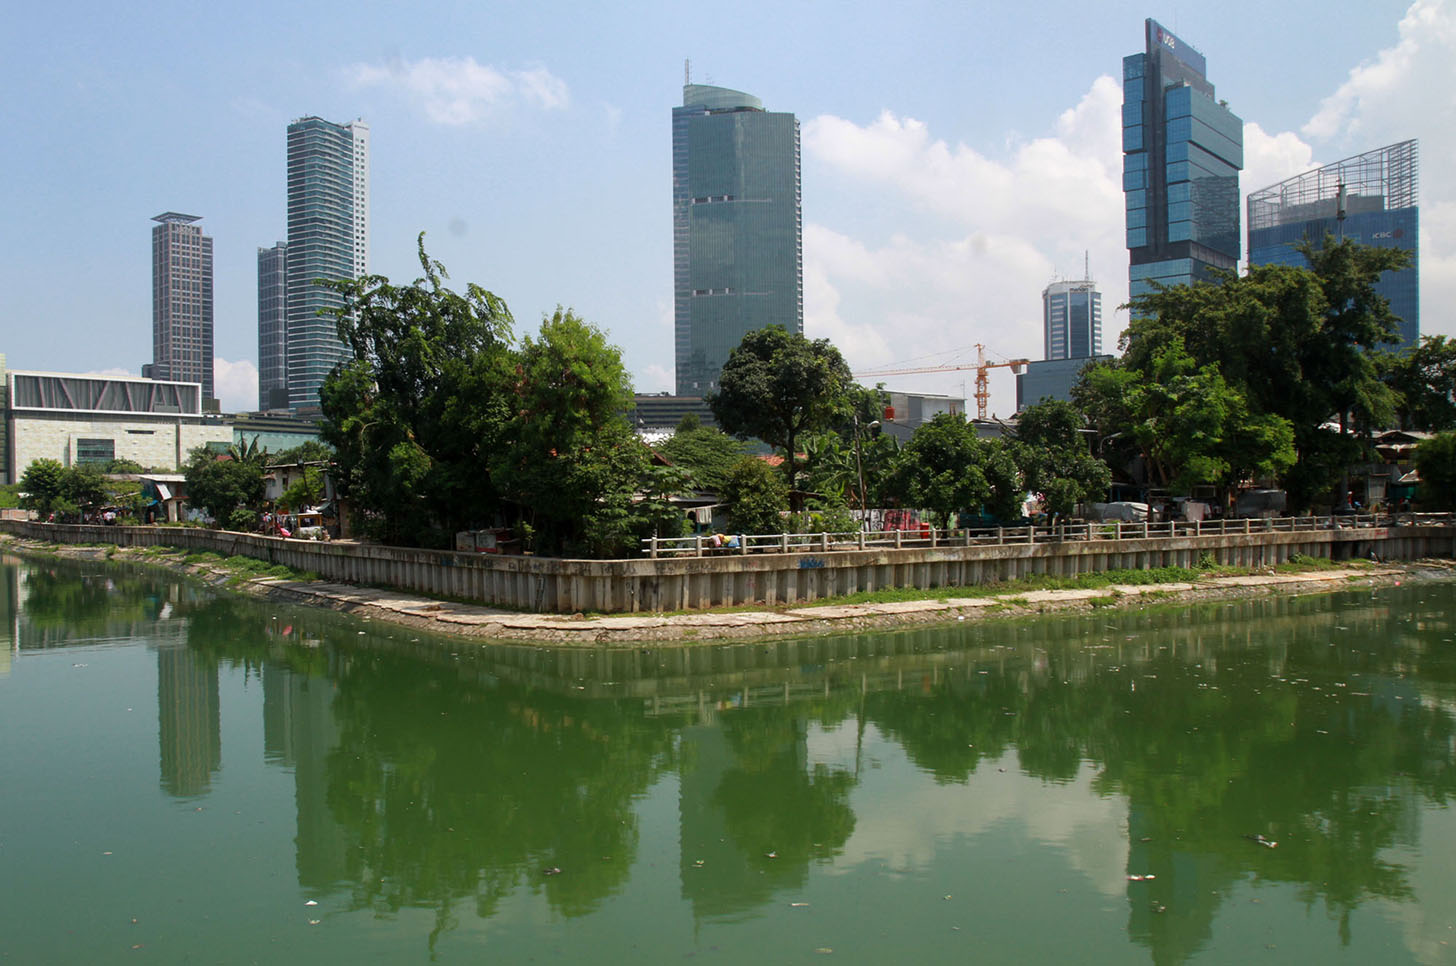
left=658, top=422, right=747, bottom=491
left=1382, top=335, right=1456, bottom=432
left=268, top=439, right=335, bottom=466
left=1013, top=399, right=1111, bottom=516
left=183, top=447, right=265, bottom=524
left=321, top=234, right=515, bottom=547
left=709, top=326, right=854, bottom=510
left=491, top=308, right=664, bottom=557
left=1415, top=432, right=1456, bottom=510
left=889, top=414, right=990, bottom=528
left=719, top=457, right=789, bottom=534
left=19, top=458, right=68, bottom=518
left=279, top=465, right=325, bottom=512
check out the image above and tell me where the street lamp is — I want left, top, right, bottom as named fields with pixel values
left=853, top=414, right=881, bottom=528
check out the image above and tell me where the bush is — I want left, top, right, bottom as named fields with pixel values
left=720, top=457, right=788, bottom=534
left=227, top=508, right=258, bottom=532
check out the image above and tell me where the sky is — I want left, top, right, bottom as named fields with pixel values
left=3, top=0, right=1452, bottom=417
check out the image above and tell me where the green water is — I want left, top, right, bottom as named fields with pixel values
left=2, top=554, right=1455, bottom=965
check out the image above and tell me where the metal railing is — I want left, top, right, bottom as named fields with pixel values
left=642, top=513, right=1455, bottom=559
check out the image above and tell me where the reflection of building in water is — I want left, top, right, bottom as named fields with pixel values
left=1, top=561, right=17, bottom=676
left=157, top=644, right=220, bottom=798
left=263, top=662, right=348, bottom=889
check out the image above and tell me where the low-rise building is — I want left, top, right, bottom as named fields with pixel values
left=4, top=364, right=232, bottom=484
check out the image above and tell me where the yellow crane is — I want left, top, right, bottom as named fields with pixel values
left=855, top=344, right=1029, bottom=420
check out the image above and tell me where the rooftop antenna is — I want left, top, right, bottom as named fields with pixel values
left=1084, top=250, right=1091, bottom=282
left=684, top=58, right=691, bottom=85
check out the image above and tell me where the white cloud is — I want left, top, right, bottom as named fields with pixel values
left=346, top=56, right=569, bottom=125
left=803, top=76, right=1127, bottom=415
left=81, top=367, right=137, bottom=379
left=1304, top=0, right=1456, bottom=145
left=1240, top=121, right=1318, bottom=200
left=214, top=358, right=258, bottom=414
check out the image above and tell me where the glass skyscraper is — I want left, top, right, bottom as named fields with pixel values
left=285, top=116, right=369, bottom=414
left=672, top=83, right=801, bottom=396
left=1123, top=19, right=1243, bottom=301
left=1043, top=278, right=1102, bottom=361
left=148, top=212, right=214, bottom=405
left=256, top=241, right=288, bottom=411
left=1248, top=140, right=1419, bottom=348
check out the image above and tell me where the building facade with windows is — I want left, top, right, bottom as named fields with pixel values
left=257, top=242, right=289, bottom=411
left=285, top=117, right=369, bottom=414
left=147, top=213, right=215, bottom=406
left=3, top=368, right=231, bottom=482
left=1123, top=19, right=1243, bottom=301
left=1247, top=139, right=1419, bottom=348
left=672, top=83, right=801, bottom=396
left=1043, top=278, right=1102, bottom=361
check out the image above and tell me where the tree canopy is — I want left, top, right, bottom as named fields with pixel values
left=709, top=326, right=853, bottom=510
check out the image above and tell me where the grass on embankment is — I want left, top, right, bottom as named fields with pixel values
left=788, top=556, right=1374, bottom=610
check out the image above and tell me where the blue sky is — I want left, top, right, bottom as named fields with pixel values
left=3, top=0, right=1449, bottom=415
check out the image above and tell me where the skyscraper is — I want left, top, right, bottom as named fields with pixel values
left=285, top=116, right=369, bottom=414
left=1123, top=19, right=1243, bottom=301
left=257, top=242, right=288, bottom=411
left=672, top=83, right=801, bottom=396
left=1248, top=139, right=1419, bottom=347
left=148, top=212, right=214, bottom=404
left=1042, top=277, right=1102, bottom=361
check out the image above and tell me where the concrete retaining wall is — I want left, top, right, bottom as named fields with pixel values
left=4, top=520, right=1450, bottom=614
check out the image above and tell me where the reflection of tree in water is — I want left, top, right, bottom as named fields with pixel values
left=683, top=703, right=856, bottom=916
left=857, top=592, right=1456, bottom=963
left=16, top=557, right=181, bottom=642
left=319, top=650, right=678, bottom=936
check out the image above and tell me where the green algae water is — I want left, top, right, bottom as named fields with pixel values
left=3, top=553, right=1455, bottom=965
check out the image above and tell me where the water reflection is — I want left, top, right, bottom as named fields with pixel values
left=9, top=554, right=1456, bottom=962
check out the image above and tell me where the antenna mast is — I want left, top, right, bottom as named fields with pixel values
left=684, top=59, right=691, bottom=85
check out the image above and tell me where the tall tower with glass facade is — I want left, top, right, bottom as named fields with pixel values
left=1248, top=139, right=1419, bottom=348
left=672, top=83, right=801, bottom=396
left=285, top=116, right=369, bottom=414
left=257, top=242, right=288, bottom=411
left=148, top=212, right=214, bottom=405
left=1043, top=277, right=1102, bottom=361
left=1123, top=20, right=1243, bottom=301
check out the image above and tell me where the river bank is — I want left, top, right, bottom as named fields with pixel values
left=6, top=533, right=1451, bottom=645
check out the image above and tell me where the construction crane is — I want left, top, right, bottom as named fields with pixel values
left=854, top=344, right=1029, bottom=420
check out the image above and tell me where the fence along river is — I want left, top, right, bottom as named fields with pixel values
left=3, top=514, right=1454, bottom=614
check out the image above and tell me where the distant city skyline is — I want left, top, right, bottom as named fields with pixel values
left=2, top=0, right=1445, bottom=415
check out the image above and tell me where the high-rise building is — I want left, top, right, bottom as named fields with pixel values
left=672, top=83, right=801, bottom=396
left=148, top=212, right=214, bottom=405
left=257, top=242, right=288, bottom=411
left=1123, top=19, right=1243, bottom=301
left=1042, top=277, right=1102, bottom=361
left=1247, top=139, right=1419, bottom=348
left=285, top=116, right=369, bottom=414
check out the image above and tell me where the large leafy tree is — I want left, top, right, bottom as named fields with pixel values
left=1107, top=239, right=1406, bottom=510
left=1013, top=399, right=1112, bottom=517
left=1415, top=432, right=1456, bottom=510
left=321, top=234, right=515, bottom=547
left=889, top=414, right=990, bottom=528
left=709, top=326, right=853, bottom=510
left=656, top=416, right=747, bottom=492
left=183, top=447, right=265, bottom=524
left=1382, top=335, right=1456, bottom=432
left=491, top=308, right=674, bottom=557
